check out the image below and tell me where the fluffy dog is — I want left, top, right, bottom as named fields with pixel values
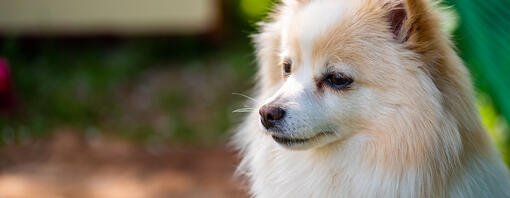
left=234, top=0, right=510, bottom=197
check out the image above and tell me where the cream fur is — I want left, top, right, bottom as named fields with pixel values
left=234, top=0, right=510, bottom=197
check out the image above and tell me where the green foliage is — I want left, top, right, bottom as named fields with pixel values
left=446, top=0, right=510, bottom=160
left=0, top=37, right=256, bottom=144
left=240, top=0, right=274, bottom=19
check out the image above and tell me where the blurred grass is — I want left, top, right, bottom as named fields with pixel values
left=0, top=37, right=256, bottom=144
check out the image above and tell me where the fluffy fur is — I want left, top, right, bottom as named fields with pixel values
left=234, top=0, right=510, bottom=197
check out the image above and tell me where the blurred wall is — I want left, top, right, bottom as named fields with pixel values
left=0, top=0, right=220, bottom=35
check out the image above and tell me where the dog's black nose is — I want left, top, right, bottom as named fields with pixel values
left=259, top=105, right=285, bottom=129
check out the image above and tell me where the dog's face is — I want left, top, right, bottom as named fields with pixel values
left=259, top=0, right=417, bottom=150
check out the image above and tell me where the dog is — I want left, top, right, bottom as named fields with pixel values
left=234, top=0, right=510, bottom=197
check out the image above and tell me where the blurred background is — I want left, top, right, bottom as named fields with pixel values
left=0, top=0, right=508, bottom=197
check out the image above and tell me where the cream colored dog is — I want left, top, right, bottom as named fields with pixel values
left=234, top=0, right=510, bottom=197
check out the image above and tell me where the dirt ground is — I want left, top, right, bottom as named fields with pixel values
left=0, top=131, right=249, bottom=198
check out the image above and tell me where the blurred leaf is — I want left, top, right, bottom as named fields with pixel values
left=450, top=0, right=510, bottom=124
left=240, top=0, right=274, bottom=19
left=449, top=0, right=510, bottom=159
left=478, top=94, right=509, bottom=164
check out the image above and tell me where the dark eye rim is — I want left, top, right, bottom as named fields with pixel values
left=324, top=73, right=353, bottom=89
left=281, top=59, right=292, bottom=76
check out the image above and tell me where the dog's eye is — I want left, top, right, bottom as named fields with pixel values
left=325, top=73, right=353, bottom=89
left=282, top=61, right=292, bottom=76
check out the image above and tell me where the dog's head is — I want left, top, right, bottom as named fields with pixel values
left=257, top=0, right=444, bottom=149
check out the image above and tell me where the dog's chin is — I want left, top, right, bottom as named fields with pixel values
left=270, top=132, right=335, bottom=150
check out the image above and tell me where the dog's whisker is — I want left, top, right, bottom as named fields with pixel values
left=232, top=93, right=257, bottom=102
left=233, top=108, right=257, bottom=113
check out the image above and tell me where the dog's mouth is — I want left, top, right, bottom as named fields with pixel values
left=271, top=132, right=332, bottom=146
left=271, top=135, right=311, bottom=145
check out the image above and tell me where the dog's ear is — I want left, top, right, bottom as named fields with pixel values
left=385, top=0, right=439, bottom=46
left=386, top=3, right=409, bottom=42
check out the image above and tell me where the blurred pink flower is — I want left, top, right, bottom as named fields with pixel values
left=0, top=58, right=17, bottom=114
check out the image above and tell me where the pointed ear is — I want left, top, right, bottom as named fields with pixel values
left=386, top=0, right=444, bottom=58
left=386, top=3, right=409, bottom=42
